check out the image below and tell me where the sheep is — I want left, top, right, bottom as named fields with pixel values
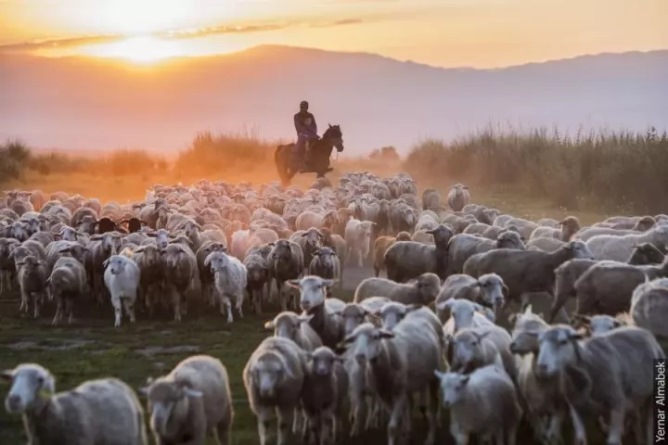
left=264, top=311, right=323, bottom=352
left=308, top=246, right=341, bottom=281
left=128, top=244, right=163, bottom=317
left=440, top=298, right=495, bottom=343
left=204, top=251, right=248, bottom=323
left=530, top=216, right=580, bottom=242
left=291, top=228, right=323, bottom=271
left=508, top=305, right=566, bottom=445
left=384, top=224, right=454, bottom=282
left=586, top=224, right=668, bottom=262
left=344, top=218, right=375, bottom=267
left=243, top=336, right=308, bottom=445
left=0, top=237, right=20, bottom=293
left=88, top=231, right=123, bottom=304
left=446, top=233, right=499, bottom=275
left=140, top=355, right=233, bottom=445
left=549, top=258, right=599, bottom=323
left=270, top=239, right=304, bottom=312
left=301, top=346, right=349, bottom=445
left=2, top=363, right=147, bottom=445
left=573, top=314, right=627, bottom=336
left=353, top=272, right=441, bottom=308
left=535, top=325, right=665, bottom=445
left=448, top=325, right=517, bottom=384
left=572, top=260, right=665, bottom=317
left=47, top=256, right=87, bottom=326
left=15, top=255, right=48, bottom=318
left=244, top=251, right=272, bottom=315
left=447, top=183, right=470, bottom=212
left=527, top=237, right=565, bottom=252
left=159, top=242, right=198, bottom=322
left=421, top=188, right=441, bottom=212
left=435, top=273, right=508, bottom=321
left=630, top=277, right=668, bottom=339
left=463, top=240, right=594, bottom=310
left=388, top=201, right=417, bottom=235
left=288, top=276, right=345, bottom=350
left=499, top=217, right=538, bottom=241
left=103, top=254, right=140, bottom=327
left=434, top=363, right=522, bottom=445
left=196, top=241, right=228, bottom=307
left=628, top=242, right=665, bottom=265
left=340, top=318, right=445, bottom=445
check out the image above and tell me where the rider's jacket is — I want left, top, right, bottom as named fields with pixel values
left=294, top=111, right=318, bottom=140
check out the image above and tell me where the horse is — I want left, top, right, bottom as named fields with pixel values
left=274, top=124, right=344, bottom=186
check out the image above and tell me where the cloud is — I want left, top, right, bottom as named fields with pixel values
left=0, top=17, right=369, bottom=53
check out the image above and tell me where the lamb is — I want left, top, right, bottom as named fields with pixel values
left=535, top=325, right=665, bottom=445
left=288, top=276, right=345, bottom=349
left=196, top=241, right=230, bottom=307
left=15, top=255, right=48, bottom=318
left=141, top=355, right=233, bottom=445
left=435, top=273, right=508, bottom=320
left=308, top=247, right=341, bottom=281
left=353, top=272, right=441, bottom=308
left=340, top=318, right=446, bottom=445
left=447, top=183, right=470, bottom=212
left=384, top=224, right=454, bottom=282
left=204, top=250, right=248, bottom=323
left=47, top=256, right=87, bottom=325
left=586, top=224, right=668, bottom=262
left=264, top=311, right=323, bottom=352
left=463, top=240, right=593, bottom=310
left=244, top=251, right=271, bottom=315
left=630, top=277, right=668, bottom=339
left=434, top=363, right=522, bottom=445
left=2, top=363, right=147, bottom=445
left=159, top=242, right=198, bottom=322
left=103, top=254, right=141, bottom=327
left=301, top=346, right=349, bottom=445
left=344, top=218, right=375, bottom=267
left=243, top=336, right=309, bottom=445
left=508, top=305, right=566, bottom=445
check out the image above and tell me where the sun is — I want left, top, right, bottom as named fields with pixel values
left=80, top=36, right=187, bottom=63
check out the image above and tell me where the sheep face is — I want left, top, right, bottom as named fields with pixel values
left=416, top=273, right=442, bottom=304
left=342, top=323, right=393, bottom=364
left=136, top=245, right=160, bottom=268
left=104, top=256, right=127, bottom=275
left=566, top=240, right=594, bottom=259
left=629, top=243, right=664, bottom=265
left=153, top=229, right=171, bottom=250
left=442, top=299, right=484, bottom=333
left=17, top=255, right=43, bottom=273
left=427, top=224, right=454, bottom=247
left=59, top=244, right=89, bottom=265
left=162, top=244, right=188, bottom=270
left=535, top=325, right=583, bottom=378
left=433, top=370, right=469, bottom=408
left=272, top=240, right=293, bottom=262
left=10, top=222, right=28, bottom=242
left=309, top=347, right=342, bottom=377
left=58, top=226, right=78, bottom=242
left=450, top=329, right=488, bottom=373
left=477, top=273, right=508, bottom=310
left=302, top=228, right=323, bottom=251
left=251, top=352, right=289, bottom=398
left=144, top=380, right=202, bottom=437
left=509, top=306, right=547, bottom=355
left=380, top=303, right=408, bottom=331
left=265, top=313, right=312, bottom=341
left=23, top=218, right=40, bottom=236
left=290, top=276, right=336, bottom=312
left=205, top=251, right=230, bottom=273
left=1, top=364, right=55, bottom=414
left=341, top=304, right=367, bottom=336
left=183, top=221, right=201, bottom=240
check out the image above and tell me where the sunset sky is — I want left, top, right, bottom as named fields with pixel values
left=0, top=0, right=666, bottom=68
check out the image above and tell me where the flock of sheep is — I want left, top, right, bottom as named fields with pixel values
left=1, top=172, right=668, bottom=445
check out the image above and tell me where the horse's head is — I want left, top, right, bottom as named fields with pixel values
left=324, top=124, right=344, bottom=152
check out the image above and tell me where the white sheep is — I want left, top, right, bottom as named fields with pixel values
left=264, top=311, right=323, bottom=352
left=434, top=362, right=522, bottom=445
left=586, top=224, right=668, bottom=262
left=140, top=355, right=233, bottom=445
left=353, top=272, right=442, bottom=306
left=2, top=363, right=148, bottom=445
left=344, top=218, right=375, bottom=267
left=205, top=250, right=248, bottom=323
left=447, top=183, right=471, bottom=212
left=630, top=277, right=668, bottom=339
left=243, top=336, right=308, bottom=445
left=103, top=254, right=141, bottom=327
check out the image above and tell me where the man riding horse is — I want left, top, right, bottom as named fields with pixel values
left=293, top=100, right=319, bottom=172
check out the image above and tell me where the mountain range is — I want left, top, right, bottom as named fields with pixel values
left=1, top=45, right=666, bottom=154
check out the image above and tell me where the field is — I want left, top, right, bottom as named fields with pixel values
left=0, top=128, right=659, bottom=443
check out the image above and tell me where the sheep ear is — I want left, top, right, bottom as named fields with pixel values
left=405, top=304, right=421, bottom=313
left=183, top=388, right=203, bottom=398
left=433, top=370, right=446, bottom=380
left=523, top=305, right=533, bottom=315
left=460, top=375, right=470, bottom=385
left=103, top=259, right=110, bottom=268
left=0, top=369, right=14, bottom=381
left=263, top=320, right=275, bottom=330
left=322, top=279, right=337, bottom=288
left=502, top=284, right=509, bottom=298
left=286, top=279, right=301, bottom=289
left=298, top=314, right=314, bottom=324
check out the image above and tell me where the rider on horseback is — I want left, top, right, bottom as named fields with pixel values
left=294, top=100, right=318, bottom=172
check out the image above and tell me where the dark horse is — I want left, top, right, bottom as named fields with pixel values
left=275, top=124, right=344, bottom=186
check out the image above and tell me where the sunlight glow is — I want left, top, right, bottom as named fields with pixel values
left=79, top=36, right=188, bottom=63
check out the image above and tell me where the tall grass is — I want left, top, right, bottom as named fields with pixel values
left=404, top=127, right=668, bottom=214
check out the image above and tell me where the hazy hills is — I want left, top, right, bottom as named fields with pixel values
left=1, top=45, right=666, bottom=154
